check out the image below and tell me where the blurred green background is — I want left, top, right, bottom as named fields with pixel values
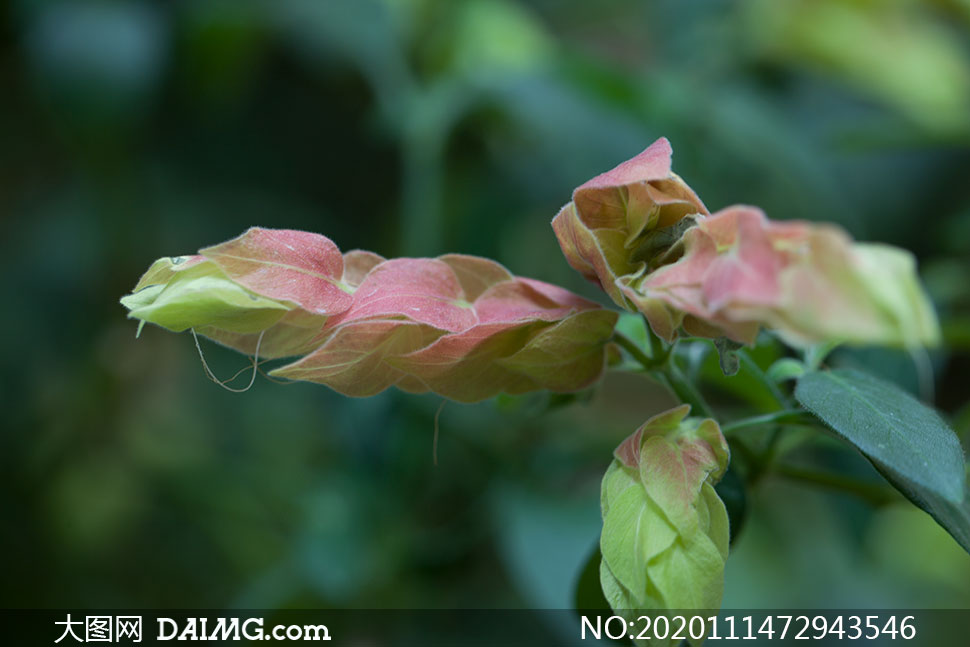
left=2, top=0, right=970, bottom=612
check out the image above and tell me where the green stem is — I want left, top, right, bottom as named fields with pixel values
left=774, top=464, right=897, bottom=507
left=614, top=329, right=887, bottom=505
left=659, top=362, right=715, bottom=419
left=721, top=410, right=816, bottom=435
left=611, top=332, right=658, bottom=370
left=645, top=317, right=668, bottom=365
left=614, top=328, right=898, bottom=506
left=612, top=331, right=713, bottom=418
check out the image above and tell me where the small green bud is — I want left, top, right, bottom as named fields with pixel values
left=599, top=405, right=730, bottom=645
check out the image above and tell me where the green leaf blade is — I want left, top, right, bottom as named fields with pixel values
left=795, top=368, right=969, bottom=552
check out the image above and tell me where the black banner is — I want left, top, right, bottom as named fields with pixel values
left=4, top=609, right=968, bottom=646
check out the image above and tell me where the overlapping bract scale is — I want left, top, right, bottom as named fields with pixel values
left=122, top=227, right=617, bottom=402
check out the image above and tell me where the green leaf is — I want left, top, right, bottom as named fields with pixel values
left=795, top=369, right=969, bottom=552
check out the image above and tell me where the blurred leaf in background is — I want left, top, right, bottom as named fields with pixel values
left=743, top=0, right=970, bottom=138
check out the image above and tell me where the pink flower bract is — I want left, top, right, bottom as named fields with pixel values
left=122, top=228, right=618, bottom=402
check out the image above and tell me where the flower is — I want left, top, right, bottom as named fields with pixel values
left=554, top=140, right=941, bottom=348
left=622, top=205, right=941, bottom=347
left=122, top=227, right=618, bottom=402
left=552, top=137, right=708, bottom=309
left=600, top=405, right=730, bottom=624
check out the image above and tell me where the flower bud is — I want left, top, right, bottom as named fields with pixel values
left=600, top=405, right=730, bottom=624
left=552, top=137, right=708, bottom=310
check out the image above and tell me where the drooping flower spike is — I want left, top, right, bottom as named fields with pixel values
left=553, top=138, right=940, bottom=348
left=122, top=228, right=618, bottom=403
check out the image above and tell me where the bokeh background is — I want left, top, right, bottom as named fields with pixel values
left=3, top=0, right=970, bottom=614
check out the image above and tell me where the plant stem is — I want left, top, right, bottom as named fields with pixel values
left=659, top=362, right=715, bottom=419
left=612, top=331, right=713, bottom=418
left=645, top=317, right=668, bottom=364
left=721, top=410, right=816, bottom=435
left=611, top=332, right=658, bottom=369
left=612, top=329, right=891, bottom=505
left=774, top=464, right=897, bottom=507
